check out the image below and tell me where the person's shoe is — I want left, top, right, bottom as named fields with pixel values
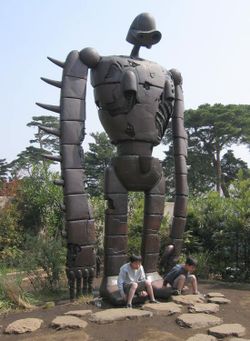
left=172, top=289, right=182, bottom=296
left=193, top=291, right=200, bottom=295
left=126, top=303, right=132, bottom=308
left=149, top=300, right=160, bottom=304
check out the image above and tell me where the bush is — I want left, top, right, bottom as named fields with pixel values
left=185, top=172, right=250, bottom=281
left=19, top=235, right=66, bottom=291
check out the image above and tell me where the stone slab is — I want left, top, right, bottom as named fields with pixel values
left=5, top=318, right=43, bottom=334
left=208, top=297, right=231, bottom=304
left=176, top=313, right=222, bottom=329
left=208, top=323, right=246, bottom=338
left=138, top=329, right=181, bottom=341
left=89, top=308, right=152, bottom=324
left=24, top=330, right=90, bottom=341
left=172, top=294, right=205, bottom=306
left=51, top=316, right=88, bottom=330
left=188, top=303, right=219, bottom=314
left=186, top=334, right=217, bottom=341
left=64, top=310, right=92, bottom=317
left=143, top=302, right=182, bottom=315
left=207, top=292, right=225, bottom=298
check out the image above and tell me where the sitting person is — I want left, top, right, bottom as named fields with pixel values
left=117, top=254, right=159, bottom=308
left=163, top=256, right=199, bottom=295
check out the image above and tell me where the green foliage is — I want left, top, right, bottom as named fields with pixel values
left=127, top=192, right=144, bottom=254
left=90, top=196, right=106, bottom=255
left=0, top=158, right=9, bottom=183
left=20, top=235, right=66, bottom=291
left=163, top=103, right=250, bottom=196
left=9, top=115, right=59, bottom=177
left=0, top=202, right=24, bottom=266
left=185, top=173, right=250, bottom=280
left=85, top=132, right=116, bottom=196
left=16, top=164, right=63, bottom=236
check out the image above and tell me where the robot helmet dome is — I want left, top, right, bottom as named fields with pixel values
left=126, top=12, right=162, bottom=47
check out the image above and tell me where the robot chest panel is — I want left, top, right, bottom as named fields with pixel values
left=91, top=56, right=166, bottom=112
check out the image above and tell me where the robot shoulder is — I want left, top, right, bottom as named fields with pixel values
left=79, top=47, right=101, bottom=68
left=169, top=68, right=183, bottom=86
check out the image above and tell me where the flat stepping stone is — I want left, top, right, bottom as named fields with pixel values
left=89, top=308, right=152, bottom=324
left=51, top=316, right=88, bottom=330
left=208, top=323, right=246, bottom=338
left=186, top=334, right=217, bottom=341
left=64, top=309, right=92, bottom=317
left=138, top=329, right=181, bottom=341
left=143, top=302, right=182, bottom=315
left=172, top=294, right=205, bottom=305
left=188, top=303, right=219, bottom=314
left=176, top=313, right=222, bottom=329
left=5, top=318, right=43, bottom=334
left=207, top=292, right=225, bottom=298
left=24, top=330, right=89, bottom=341
left=208, top=297, right=231, bottom=304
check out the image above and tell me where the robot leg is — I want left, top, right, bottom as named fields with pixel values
left=100, top=165, right=128, bottom=303
left=142, top=174, right=165, bottom=274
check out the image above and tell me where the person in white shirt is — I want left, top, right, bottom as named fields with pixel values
left=117, top=254, right=159, bottom=308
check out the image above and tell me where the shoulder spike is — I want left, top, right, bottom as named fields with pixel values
left=41, top=77, right=62, bottom=89
left=36, top=102, right=60, bottom=113
left=39, top=125, right=60, bottom=137
left=42, top=154, right=61, bottom=162
left=47, top=56, right=64, bottom=68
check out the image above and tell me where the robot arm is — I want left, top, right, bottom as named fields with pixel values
left=161, top=69, right=188, bottom=271
left=37, top=50, right=97, bottom=299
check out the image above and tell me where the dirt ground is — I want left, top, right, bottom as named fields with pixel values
left=1, top=280, right=250, bottom=341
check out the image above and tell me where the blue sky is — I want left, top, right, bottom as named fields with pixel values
left=0, top=0, right=250, bottom=165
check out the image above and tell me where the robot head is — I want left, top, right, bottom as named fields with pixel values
left=126, top=13, right=162, bottom=48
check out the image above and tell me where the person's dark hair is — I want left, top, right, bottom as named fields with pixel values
left=185, top=256, right=198, bottom=267
left=129, top=254, right=142, bottom=263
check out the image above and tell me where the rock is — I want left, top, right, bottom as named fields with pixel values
left=176, top=313, right=222, bottom=329
left=25, top=330, right=90, bottom=340
left=208, top=297, right=231, bottom=304
left=51, top=316, right=88, bottom=330
left=188, top=303, right=219, bottom=314
left=229, top=339, right=250, bottom=341
left=186, top=334, right=217, bottom=341
left=64, top=310, right=92, bottom=317
left=172, top=294, right=205, bottom=306
left=5, top=318, right=43, bottom=334
left=207, top=292, right=225, bottom=298
left=143, top=302, right=182, bottom=315
left=208, top=323, right=246, bottom=338
left=89, top=308, right=152, bottom=324
left=138, top=328, right=182, bottom=341
left=43, top=301, right=55, bottom=309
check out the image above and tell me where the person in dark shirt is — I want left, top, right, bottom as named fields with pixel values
left=163, top=256, right=199, bottom=295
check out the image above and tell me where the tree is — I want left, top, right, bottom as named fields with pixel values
left=185, top=104, right=250, bottom=195
left=85, top=132, right=116, bottom=196
left=9, top=116, right=60, bottom=177
left=163, top=104, right=250, bottom=196
left=0, top=159, right=9, bottom=185
left=27, top=115, right=60, bottom=153
left=221, top=150, right=249, bottom=197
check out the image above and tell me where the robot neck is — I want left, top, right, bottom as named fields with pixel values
left=130, top=45, right=141, bottom=59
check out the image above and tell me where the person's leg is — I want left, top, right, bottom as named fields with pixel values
left=173, top=274, right=186, bottom=293
left=189, top=274, right=198, bottom=294
left=127, top=282, right=138, bottom=306
left=144, top=279, right=158, bottom=302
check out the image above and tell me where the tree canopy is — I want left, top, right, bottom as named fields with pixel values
left=163, top=103, right=250, bottom=196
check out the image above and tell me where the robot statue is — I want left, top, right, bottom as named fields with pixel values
left=37, top=13, right=188, bottom=304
